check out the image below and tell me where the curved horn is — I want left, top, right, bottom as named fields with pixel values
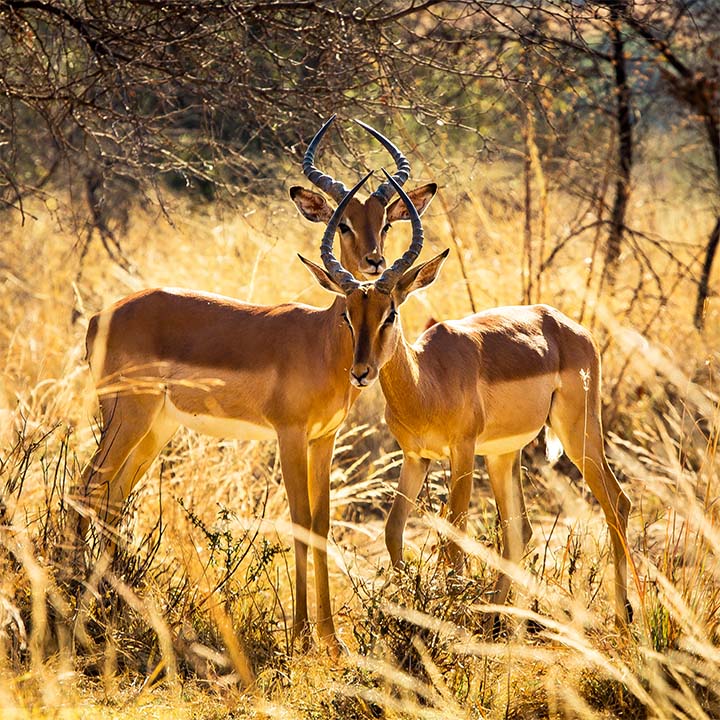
left=320, top=170, right=373, bottom=294
left=375, top=169, right=424, bottom=294
left=302, top=114, right=349, bottom=203
left=354, top=119, right=411, bottom=206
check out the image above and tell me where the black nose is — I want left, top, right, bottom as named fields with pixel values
left=351, top=367, right=369, bottom=382
left=364, top=255, right=383, bottom=270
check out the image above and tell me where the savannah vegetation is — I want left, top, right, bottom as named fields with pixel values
left=1, top=1, right=719, bottom=718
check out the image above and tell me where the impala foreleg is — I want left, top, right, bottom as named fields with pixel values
left=308, top=433, right=342, bottom=652
left=385, top=455, right=430, bottom=568
left=445, top=442, right=475, bottom=574
left=485, top=451, right=532, bottom=606
left=277, top=428, right=314, bottom=647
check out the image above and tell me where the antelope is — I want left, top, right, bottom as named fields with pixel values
left=290, top=114, right=437, bottom=279
left=70, top=122, right=435, bottom=653
left=309, top=170, right=633, bottom=626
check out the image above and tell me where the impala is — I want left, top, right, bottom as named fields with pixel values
left=70, top=122, right=435, bottom=652
left=310, top=171, right=633, bottom=626
left=290, top=114, right=437, bottom=279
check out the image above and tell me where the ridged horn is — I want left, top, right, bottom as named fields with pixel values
left=302, top=114, right=349, bottom=203
left=354, top=119, right=411, bottom=206
left=375, top=169, right=424, bottom=294
left=320, top=171, right=373, bottom=293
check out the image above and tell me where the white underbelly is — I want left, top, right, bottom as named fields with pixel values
left=475, top=429, right=541, bottom=456
left=409, top=428, right=542, bottom=462
left=164, top=397, right=275, bottom=441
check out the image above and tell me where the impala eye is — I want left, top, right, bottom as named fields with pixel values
left=338, top=222, right=351, bottom=234
left=384, top=309, right=397, bottom=325
left=382, top=223, right=392, bottom=234
left=341, top=311, right=353, bottom=329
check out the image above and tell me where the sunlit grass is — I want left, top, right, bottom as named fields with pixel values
left=0, top=158, right=718, bottom=717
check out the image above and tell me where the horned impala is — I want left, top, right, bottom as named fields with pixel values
left=290, top=114, right=437, bottom=279
left=310, top=171, right=633, bottom=626
left=70, top=121, right=435, bottom=652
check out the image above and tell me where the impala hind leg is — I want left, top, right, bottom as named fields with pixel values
left=70, top=405, right=177, bottom=648
left=485, top=451, right=532, bottom=608
left=103, top=411, right=178, bottom=546
left=385, top=454, right=430, bottom=568
left=550, top=388, right=632, bottom=623
left=73, top=393, right=166, bottom=552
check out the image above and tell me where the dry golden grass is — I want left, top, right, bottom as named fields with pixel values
left=0, top=159, right=718, bottom=718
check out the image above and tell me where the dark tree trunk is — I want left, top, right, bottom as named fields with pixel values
left=622, top=8, right=719, bottom=329
left=694, top=114, right=720, bottom=329
left=695, top=216, right=720, bottom=329
left=605, top=5, right=633, bottom=277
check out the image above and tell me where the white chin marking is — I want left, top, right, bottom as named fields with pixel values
left=351, top=376, right=377, bottom=389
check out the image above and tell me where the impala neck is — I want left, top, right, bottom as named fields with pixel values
left=379, top=324, right=421, bottom=410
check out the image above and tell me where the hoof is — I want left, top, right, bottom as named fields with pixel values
left=525, top=617, right=545, bottom=636
left=325, top=636, right=349, bottom=660
left=480, top=611, right=503, bottom=639
left=625, top=600, right=634, bottom=623
left=446, top=571, right=469, bottom=595
left=292, top=624, right=314, bottom=654
left=614, top=600, right=633, bottom=629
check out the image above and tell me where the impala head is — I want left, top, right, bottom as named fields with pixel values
left=290, top=115, right=437, bottom=280
left=300, top=170, right=449, bottom=389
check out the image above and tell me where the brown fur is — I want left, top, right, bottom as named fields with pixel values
left=383, top=301, right=632, bottom=624
left=74, top=287, right=358, bottom=653
left=290, top=184, right=437, bottom=279
left=334, top=252, right=632, bottom=625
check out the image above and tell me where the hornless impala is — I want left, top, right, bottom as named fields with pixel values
left=290, top=115, right=437, bottom=279
left=71, top=124, right=435, bottom=652
left=308, top=170, right=633, bottom=626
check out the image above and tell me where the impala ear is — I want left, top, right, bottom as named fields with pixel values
left=385, top=183, right=438, bottom=223
left=393, top=248, right=449, bottom=304
left=290, top=187, right=335, bottom=223
left=297, top=254, right=346, bottom=295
